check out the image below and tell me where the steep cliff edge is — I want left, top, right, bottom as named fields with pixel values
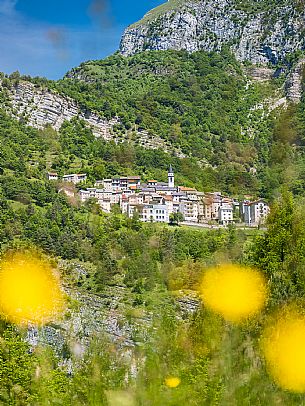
left=7, top=81, right=118, bottom=140
left=120, top=0, right=305, bottom=65
left=1, top=80, right=183, bottom=156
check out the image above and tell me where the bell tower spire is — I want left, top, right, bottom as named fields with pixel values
left=168, top=165, right=174, bottom=188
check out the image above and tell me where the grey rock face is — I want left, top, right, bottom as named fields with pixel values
left=245, top=67, right=275, bottom=82
left=4, top=81, right=185, bottom=157
left=120, top=0, right=305, bottom=65
left=8, top=81, right=119, bottom=140
left=26, top=286, right=148, bottom=359
left=286, top=58, right=305, bottom=103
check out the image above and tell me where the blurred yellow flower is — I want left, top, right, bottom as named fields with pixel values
left=165, top=377, right=181, bottom=388
left=200, top=264, right=267, bottom=323
left=0, top=252, right=64, bottom=326
left=262, top=309, right=305, bottom=392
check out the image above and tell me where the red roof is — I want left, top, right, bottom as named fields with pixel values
left=179, top=186, right=197, bottom=191
left=163, top=195, right=173, bottom=201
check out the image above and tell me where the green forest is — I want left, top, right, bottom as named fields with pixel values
left=2, top=44, right=305, bottom=404
left=4, top=48, right=305, bottom=198
left=2, top=162, right=305, bottom=404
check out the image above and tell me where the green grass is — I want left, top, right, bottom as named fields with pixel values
left=129, top=0, right=178, bottom=28
left=129, top=0, right=191, bottom=28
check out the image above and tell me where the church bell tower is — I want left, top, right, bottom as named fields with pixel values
left=168, top=165, right=174, bottom=188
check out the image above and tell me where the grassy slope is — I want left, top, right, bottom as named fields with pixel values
left=129, top=0, right=189, bottom=28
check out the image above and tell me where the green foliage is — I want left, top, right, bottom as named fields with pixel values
left=3, top=40, right=305, bottom=405
left=0, top=328, right=35, bottom=405
left=7, top=48, right=305, bottom=197
left=60, top=50, right=257, bottom=159
left=46, top=49, right=275, bottom=195
left=59, top=118, right=95, bottom=159
left=249, top=191, right=305, bottom=304
left=169, top=212, right=184, bottom=225
left=4, top=49, right=305, bottom=198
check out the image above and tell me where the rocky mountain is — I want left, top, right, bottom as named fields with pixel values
left=6, top=80, right=118, bottom=139
left=1, top=79, right=184, bottom=157
left=0, top=0, right=304, bottom=197
left=120, top=0, right=305, bottom=65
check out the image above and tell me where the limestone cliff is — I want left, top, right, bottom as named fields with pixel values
left=26, top=261, right=200, bottom=373
left=286, top=57, right=305, bottom=103
left=2, top=80, right=185, bottom=157
left=120, top=0, right=305, bottom=65
left=6, top=81, right=118, bottom=139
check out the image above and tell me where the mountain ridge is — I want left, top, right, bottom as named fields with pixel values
left=120, top=0, right=305, bottom=65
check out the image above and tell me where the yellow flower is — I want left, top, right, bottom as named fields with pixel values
left=165, top=377, right=181, bottom=388
left=262, top=308, right=305, bottom=392
left=200, top=264, right=267, bottom=323
left=0, top=252, right=64, bottom=326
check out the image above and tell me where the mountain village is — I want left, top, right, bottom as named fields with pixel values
left=48, top=167, right=270, bottom=227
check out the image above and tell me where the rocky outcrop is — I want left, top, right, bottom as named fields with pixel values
left=26, top=285, right=148, bottom=376
left=25, top=261, right=153, bottom=368
left=286, top=58, right=305, bottom=103
left=25, top=261, right=200, bottom=373
left=4, top=81, right=185, bottom=157
left=29, top=287, right=144, bottom=353
left=246, top=67, right=274, bottom=82
left=120, top=0, right=305, bottom=65
left=8, top=81, right=119, bottom=140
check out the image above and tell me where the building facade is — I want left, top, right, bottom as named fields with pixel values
left=78, top=166, right=267, bottom=226
left=242, top=199, right=270, bottom=226
left=63, top=174, right=87, bottom=184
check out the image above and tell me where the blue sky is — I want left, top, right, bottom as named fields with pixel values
left=0, top=0, right=165, bottom=79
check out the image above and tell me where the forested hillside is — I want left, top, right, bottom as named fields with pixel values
left=62, top=50, right=267, bottom=163
left=2, top=1, right=305, bottom=401
left=3, top=48, right=305, bottom=198
left=0, top=93, right=272, bottom=405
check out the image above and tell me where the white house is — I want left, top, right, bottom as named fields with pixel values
left=211, top=193, right=222, bottom=220
left=79, top=188, right=96, bottom=202
left=47, top=172, right=58, bottom=181
left=120, top=194, right=129, bottom=214
left=100, top=179, right=112, bottom=191
left=97, top=176, right=141, bottom=192
left=141, top=203, right=169, bottom=223
left=161, top=195, right=174, bottom=216
left=243, top=199, right=270, bottom=226
left=219, top=204, right=234, bottom=225
left=63, top=174, right=87, bottom=184
left=179, top=198, right=199, bottom=222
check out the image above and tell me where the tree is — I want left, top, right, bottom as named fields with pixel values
left=249, top=191, right=305, bottom=303
left=169, top=212, right=184, bottom=226
left=0, top=328, right=35, bottom=404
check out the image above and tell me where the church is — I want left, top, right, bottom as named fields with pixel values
left=138, top=165, right=177, bottom=194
